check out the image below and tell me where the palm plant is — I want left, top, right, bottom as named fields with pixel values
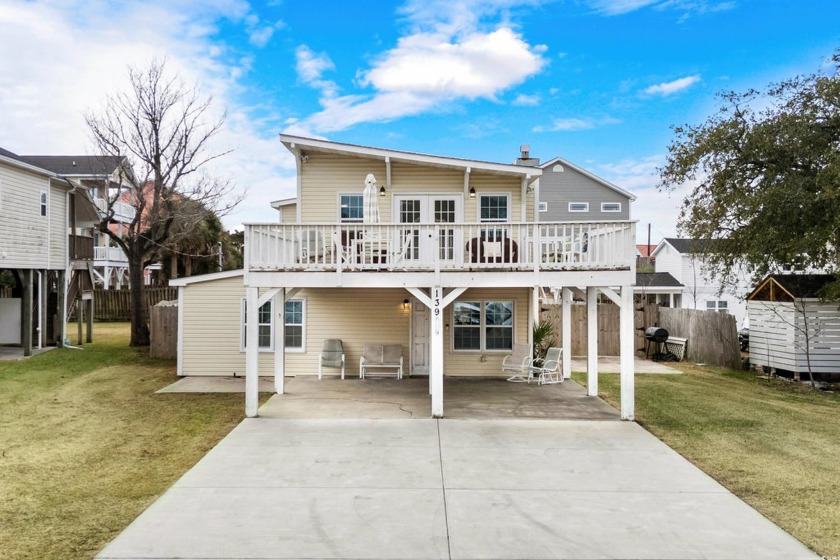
left=532, top=321, right=557, bottom=364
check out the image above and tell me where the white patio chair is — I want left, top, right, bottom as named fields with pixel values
left=529, top=347, right=563, bottom=385
left=503, top=343, right=533, bottom=382
left=318, top=339, right=345, bottom=379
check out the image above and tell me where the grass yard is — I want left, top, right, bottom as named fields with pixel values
left=0, top=323, right=262, bottom=560
left=574, top=363, right=840, bottom=557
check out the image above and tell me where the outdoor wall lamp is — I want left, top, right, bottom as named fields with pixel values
left=380, top=185, right=386, bottom=196
left=403, top=299, right=410, bottom=310
left=469, top=186, right=476, bottom=198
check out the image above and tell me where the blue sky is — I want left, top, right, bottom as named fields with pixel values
left=1, top=0, right=837, bottom=241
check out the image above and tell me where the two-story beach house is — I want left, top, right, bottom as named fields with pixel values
left=174, top=136, right=638, bottom=419
left=0, top=148, right=102, bottom=354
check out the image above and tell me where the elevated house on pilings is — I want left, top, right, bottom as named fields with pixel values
left=231, top=135, right=637, bottom=419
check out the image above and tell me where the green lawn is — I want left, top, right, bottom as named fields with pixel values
left=0, top=323, right=259, bottom=560
left=574, top=364, right=840, bottom=557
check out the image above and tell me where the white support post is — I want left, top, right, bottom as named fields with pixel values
left=529, top=286, right=539, bottom=348
left=562, top=288, right=572, bottom=379
left=430, top=285, right=444, bottom=418
left=620, top=284, right=635, bottom=420
left=245, top=286, right=260, bottom=418
left=274, top=288, right=285, bottom=394
left=587, top=286, right=599, bottom=396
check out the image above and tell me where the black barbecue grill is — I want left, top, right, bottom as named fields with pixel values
left=643, top=327, right=678, bottom=362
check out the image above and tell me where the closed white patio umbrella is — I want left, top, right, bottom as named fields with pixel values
left=363, top=173, right=381, bottom=224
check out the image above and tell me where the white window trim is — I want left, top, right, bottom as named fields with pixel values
left=568, top=202, right=589, bottom=212
left=538, top=201, right=548, bottom=213
left=476, top=192, right=512, bottom=222
left=338, top=192, right=364, bottom=223
left=40, top=190, right=48, bottom=217
left=601, top=202, right=622, bottom=212
left=283, top=297, right=307, bottom=354
left=240, top=297, right=306, bottom=353
left=451, top=300, right=515, bottom=353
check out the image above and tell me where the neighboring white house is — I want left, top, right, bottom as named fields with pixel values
left=0, top=147, right=101, bottom=353
left=747, top=274, right=840, bottom=379
left=176, top=136, right=639, bottom=420
left=634, top=272, right=683, bottom=307
left=651, top=238, right=751, bottom=328
left=21, top=155, right=134, bottom=289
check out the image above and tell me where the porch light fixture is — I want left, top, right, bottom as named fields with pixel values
left=379, top=185, right=386, bottom=196
left=403, top=299, right=410, bottom=310
left=469, top=186, right=476, bottom=198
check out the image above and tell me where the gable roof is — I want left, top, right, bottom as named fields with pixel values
left=635, top=272, right=683, bottom=288
left=539, top=156, right=636, bottom=201
left=652, top=238, right=722, bottom=258
left=279, top=134, right=541, bottom=181
left=636, top=244, right=656, bottom=257
left=19, top=155, right=126, bottom=177
left=747, top=274, right=837, bottom=301
left=0, top=146, right=57, bottom=177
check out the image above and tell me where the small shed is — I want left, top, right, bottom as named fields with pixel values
left=747, top=274, right=840, bottom=377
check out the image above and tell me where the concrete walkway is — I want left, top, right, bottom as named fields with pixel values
left=98, top=397, right=816, bottom=559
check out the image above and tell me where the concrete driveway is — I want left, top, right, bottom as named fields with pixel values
left=98, top=380, right=816, bottom=560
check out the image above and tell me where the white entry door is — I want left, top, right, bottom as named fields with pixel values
left=410, top=300, right=430, bottom=375
left=394, top=195, right=461, bottom=266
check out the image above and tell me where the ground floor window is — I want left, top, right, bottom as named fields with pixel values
left=241, top=298, right=305, bottom=351
left=452, top=300, right=513, bottom=351
left=706, top=300, right=729, bottom=314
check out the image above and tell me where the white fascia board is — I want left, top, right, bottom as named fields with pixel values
left=0, top=154, right=56, bottom=177
left=270, top=197, right=297, bottom=209
left=541, top=156, right=636, bottom=201
left=169, top=269, right=244, bottom=287
left=280, top=134, right=541, bottom=180
left=649, top=239, right=674, bottom=259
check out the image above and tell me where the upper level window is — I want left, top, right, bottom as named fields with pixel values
left=479, top=194, right=509, bottom=222
left=569, top=202, right=589, bottom=212
left=339, top=194, right=363, bottom=223
left=40, top=191, right=47, bottom=217
left=538, top=202, right=548, bottom=213
left=601, top=202, right=621, bottom=212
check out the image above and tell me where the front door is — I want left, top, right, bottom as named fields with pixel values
left=410, top=299, right=430, bottom=375
left=394, top=195, right=461, bottom=266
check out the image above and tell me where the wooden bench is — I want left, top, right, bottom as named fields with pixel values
left=359, top=344, right=404, bottom=379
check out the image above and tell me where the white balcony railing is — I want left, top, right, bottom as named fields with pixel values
left=94, top=246, right=129, bottom=264
left=245, top=221, right=635, bottom=273
left=95, top=197, right=136, bottom=223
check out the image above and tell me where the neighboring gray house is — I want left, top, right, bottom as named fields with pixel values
left=534, top=153, right=634, bottom=222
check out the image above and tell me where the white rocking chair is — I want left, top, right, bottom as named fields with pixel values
left=529, top=347, right=563, bottom=385
left=503, top=343, right=534, bottom=382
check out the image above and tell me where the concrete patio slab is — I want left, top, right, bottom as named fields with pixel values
left=571, top=355, right=683, bottom=374
left=98, top=418, right=817, bottom=560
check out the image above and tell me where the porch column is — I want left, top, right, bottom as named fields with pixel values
left=430, top=286, right=444, bottom=418
left=561, top=288, right=572, bottom=379
left=245, top=286, right=260, bottom=417
left=22, top=270, right=32, bottom=357
left=586, top=286, right=599, bottom=396
left=274, top=289, right=285, bottom=394
left=57, top=270, right=66, bottom=347
left=620, top=284, right=635, bottom=420
left=529, top=286, right=539, bottom=348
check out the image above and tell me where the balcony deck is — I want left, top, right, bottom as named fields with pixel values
left=246, top=221, right=636, bottom=279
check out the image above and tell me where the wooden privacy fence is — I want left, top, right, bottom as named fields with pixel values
left=0, top=287, right=11, bottom=298
left=659, top=307, right=741, bottom=369
left=541, top=303, right=659, bottom=356
left=71, top=288, right=178, bottom=321
left=150, top=300, right=178, bottom=359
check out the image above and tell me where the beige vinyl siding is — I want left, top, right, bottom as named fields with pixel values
left=0, top=161, right=51, bottom=268
left=48, top=182, right=67, bottom=268
left=279, top=204, right=297, bottom=223
left=298, top=152, right=528, bottom=223
left=445, top=287, right=530, bottom=377
left=179, top=275, right=529, bottom=378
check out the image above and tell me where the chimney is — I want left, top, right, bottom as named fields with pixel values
left=515, top=144, right=540, bottom=166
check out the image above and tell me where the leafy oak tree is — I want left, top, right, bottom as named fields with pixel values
left=87, top=58, right=241, bottom=346
left=658, top=51, right=840, bottom=294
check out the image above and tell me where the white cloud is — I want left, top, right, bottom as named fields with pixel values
left=0, top=0, right=295, bottom=228
left=290, top=2, right=548, bottom=134
left=644, top=74, right=701, bottom=96
left=533, top=115, right=620, bottom=132
left=588, top=0, right=736, bottom=17
left=512, top=93, right=540, bottom=106
left=295, top=45, right=339, bottom=98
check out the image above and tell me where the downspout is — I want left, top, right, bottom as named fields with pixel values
left=35, top=270, right=42, bottom=349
